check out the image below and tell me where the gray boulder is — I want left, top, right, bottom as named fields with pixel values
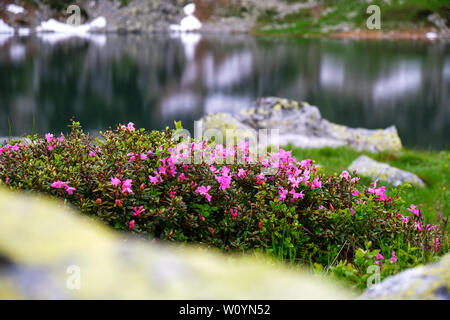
left=200, top=97, right=403, bottom=152
left=348, top=155, right=425, bottom=187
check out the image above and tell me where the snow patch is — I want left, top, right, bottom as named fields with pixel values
left=425, top=32, right=438, bottom=40
left=184, top=3, right=196, bottom=15
left=7, top=4, right=25, bottom=15
left=0, top=19, right=14, bottom=34
left=36, top=16, right=106, bottom=34
left=36, top=17, right=107, bottom=46
left=170, top=3, right=202, bottom=32
left=18, top=28, right=30, bottom=36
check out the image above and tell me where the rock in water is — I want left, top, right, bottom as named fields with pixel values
left=360, top=254, right=450, bottom=300
left=199, top=97, right=402, bottom=152
left=0, top=187, right=352, bottom=299
left=348, top=155, right=425, bottom=187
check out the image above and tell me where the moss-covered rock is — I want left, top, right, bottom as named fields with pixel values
left=0, top=187, right=353, bottom=299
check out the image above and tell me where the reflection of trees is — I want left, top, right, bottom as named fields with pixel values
left=0, top=35, right=448, bottom=148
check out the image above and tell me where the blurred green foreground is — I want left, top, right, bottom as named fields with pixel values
left=0, top=187, right=353, bottom=300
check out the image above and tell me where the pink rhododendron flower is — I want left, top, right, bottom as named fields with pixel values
left=133, top=206, right=145, bottom=217
left=288, top=175, right=301, bottom=188
left=407, top=204, right=420, bottom=216
left=215, top=166, right=232, bottom=191
left=45, top=133, right=54, bottom=143
left=89, top=151, right=96, bottom=157
left=256, top=173, right=265, bottom=184
left=289, top=188, right=304, bottom=200
left=433, top=238, right=440, bottom=252
left=390, top=251, right=397, bottom=264
left=65, top=186, right=76, bottom=195
left=352, top=190, right=360, bottom=197
left=51, top=180, right=66, bottom=189
left=111, top=177, right=121, bottom=186
left=115, top=199, right=122, bottom=208
left=340, top=170, right=351, bottom=181
left=237, top=169, right=247, bottom=178
left=375, top=253, right=384, bottom=260
left=129, top=220, right=135, bottom=230
left=47, top=145, right=54, bottom=151
left=195, top=185, right=212, bottom=202
left=414, top=221, right=423, bottom=231
left=367, top=179, right=391, bottom=201
left=121, top=179, right=133, bottom=194
left=311, top=177, right=322, bottom=189
left=56, top=135, right=65, bottom=143
left=51, top=180, right=75, bottom=195
left=350, top=207, right=355, bottom=216
left=230, top=209, right=238, bottom=218
left=148, top=174, right=160, bottom=184
left=278, top=187, right=288, bottom=201
left=356, top=199, right=366, bottom=205
left=178, top=173, right=189, bottom=182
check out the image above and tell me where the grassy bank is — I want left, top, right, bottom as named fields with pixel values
left=288, top=146, right=450, bottom=226
left=255, top=0, right=450, bottom=36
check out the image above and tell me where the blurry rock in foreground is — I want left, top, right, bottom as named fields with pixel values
left=200, top=97, right=402, bottom=153
left=0, top=187, right=352, bottom=299
left=360, top=254, right=450, bottom=300
left=348, top=155, right=425, bottom=187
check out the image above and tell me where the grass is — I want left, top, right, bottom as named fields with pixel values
left=254, top=0, right=450, bottom=36
left=286, top=145, right=450, bottom=225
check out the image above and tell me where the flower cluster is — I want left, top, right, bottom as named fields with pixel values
left=0, top=121, right=447, bottom=285
left=50, top=180, right=76, bottom=195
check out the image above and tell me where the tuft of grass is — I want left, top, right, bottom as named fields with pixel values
left=288, top=145, right=450, bottom=225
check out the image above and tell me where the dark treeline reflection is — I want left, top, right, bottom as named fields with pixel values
left=0, top=33, right=449, bottom=149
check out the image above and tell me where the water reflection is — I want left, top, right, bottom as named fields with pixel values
left=0, top=34, right=448, bottom=149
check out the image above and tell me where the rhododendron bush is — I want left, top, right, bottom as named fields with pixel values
left=0, top=122, right=447, bottom=288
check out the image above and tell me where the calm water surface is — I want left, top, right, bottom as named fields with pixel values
left=0, top=33, right=449, bottom=149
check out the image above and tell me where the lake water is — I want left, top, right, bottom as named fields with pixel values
left=0, top=33, right=449, bottom=149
